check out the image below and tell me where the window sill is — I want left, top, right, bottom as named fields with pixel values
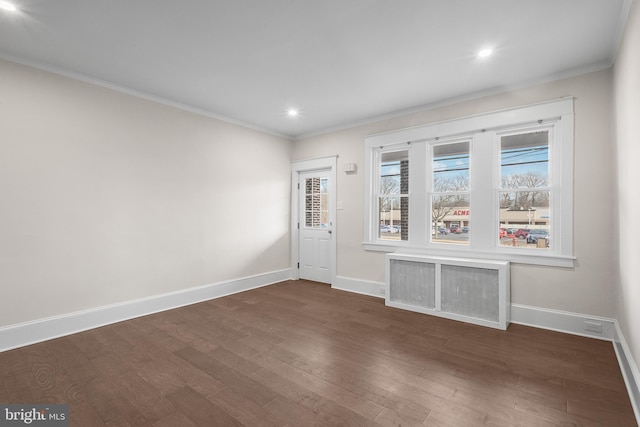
left=363, top=241, right=575, bottom=268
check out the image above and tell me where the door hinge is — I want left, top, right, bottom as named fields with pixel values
left=297, top=262, right=300, bottom=269
left=297, top=222, right=300, bottom=229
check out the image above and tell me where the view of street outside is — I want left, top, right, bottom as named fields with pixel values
left=377, top=128, right=551, bottom=250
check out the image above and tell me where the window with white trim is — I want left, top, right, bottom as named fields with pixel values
left=377, top=149, right=409, bottom=241
left=431, top=139, right=470, bottom=245
left=498, top=127, right=551, bottom=249
left=364, top=99, right=574, bottom=267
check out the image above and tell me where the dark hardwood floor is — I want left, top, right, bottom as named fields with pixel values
left=0, top=280, right=636, bottom=426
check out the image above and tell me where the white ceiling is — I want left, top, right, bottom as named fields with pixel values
left=0, top=0, right=631, bottom=139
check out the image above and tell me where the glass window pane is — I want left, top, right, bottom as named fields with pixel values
left=304, top=176, right=329, bottom=229
left=431, top=194, right=469, bottom=245
left=379, top=197, right=407, bottom=241
left=304, top=194, right=314, bottom=227
left=433, top=141, right=470, bottom=191
left=501, top=131, right=549, bottom=188
left=499, top=190, right=550, bottom=249
left=431, top=141, right=469, bottom=246
left=500, top=131, right=550, bottom=249
left=320, top=177, right=328, bottom=194
left=380, top=151, right=408, bottom=195
left=320, top=178, right=328, bottom=226
left=379, top=150, right=408, bottom=241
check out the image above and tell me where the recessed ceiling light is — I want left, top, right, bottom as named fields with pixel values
left=287, top=109, right=299, bottom=118
left=0, top=1, right=17, bottom=12
left=478, top=48, right=493, bottom=58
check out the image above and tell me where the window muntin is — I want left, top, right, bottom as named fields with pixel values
left=378, top=150, right=408, bottom=241
left=431, top=141, right=470, bottom=245
left=499, top=129, right=551, bottom=249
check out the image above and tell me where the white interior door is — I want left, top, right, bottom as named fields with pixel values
left=298, top=170, right=332, bottom=283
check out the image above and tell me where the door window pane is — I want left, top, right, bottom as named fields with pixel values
left=304, top=177, right=328, bottom=228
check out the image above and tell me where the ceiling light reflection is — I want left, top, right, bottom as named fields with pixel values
left=0, top=1, right=17, bottom=12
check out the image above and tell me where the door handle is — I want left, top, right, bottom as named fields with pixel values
left=328, top=230, right=332, bottom=234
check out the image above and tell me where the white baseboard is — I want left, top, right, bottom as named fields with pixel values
left=332, top=280, right=616, bottom=336
left=510, top=303, right=616, bottom=340
left=613, top=322, right=640, bottom=426
left=0, top=268, right=292, bottom=353
left=333, top=276, right=385, bottom=298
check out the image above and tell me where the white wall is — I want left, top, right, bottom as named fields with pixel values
left=293, top=69, right=617, bottom=318
left=0, top=58, right=292, bottom=327
left=614, top=0, right=640, bottom=381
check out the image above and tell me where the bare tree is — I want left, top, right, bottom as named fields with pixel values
left=501, top=172, right=549, bottom=209
left=378, top=175, right=400, bottom=222
left=500, top=192, right=512, bottom=208
left=380, top=175, right=399, bottom=195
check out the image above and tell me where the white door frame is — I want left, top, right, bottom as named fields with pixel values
left=291, top=156, right=337, bottom=284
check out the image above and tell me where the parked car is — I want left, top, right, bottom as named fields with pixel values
left=500, top=228, right=516, bottom=238
left=379, top=225, right=392, bottom=233
left=515, top=229, right=530, bottom=239
left=449, top=225, right=462, bottom=234
left=437, top=227, right=449, bottom=235
left=462, top=226, right=469, bottom=233
left=390, top=225, right=401, bottom=233
left=526, top=229, right=549, bottom=244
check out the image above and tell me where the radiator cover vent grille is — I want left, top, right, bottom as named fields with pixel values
left=386, top=254, right=510, bottom=330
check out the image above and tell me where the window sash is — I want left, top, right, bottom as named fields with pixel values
left=376, top=147, right=410, bottom=242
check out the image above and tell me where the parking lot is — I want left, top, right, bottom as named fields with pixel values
left=380, top=230, right=549, bottom=247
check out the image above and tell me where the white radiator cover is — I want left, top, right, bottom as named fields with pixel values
left=385, top=254, right=510, bottom=330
